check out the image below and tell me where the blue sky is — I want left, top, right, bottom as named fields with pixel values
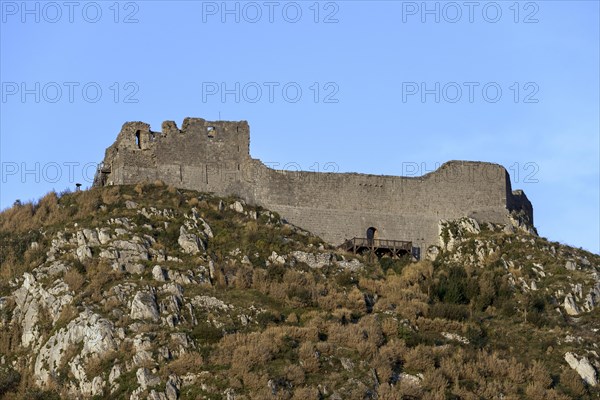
left=1, top=1, right=599, bottom=253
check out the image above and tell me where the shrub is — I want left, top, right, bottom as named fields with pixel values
left=0, top=367, right=20, bottom=395
left=286, top=286, right=314, bottom=307
left=528, top=360, right=552, bottom=389
left=158, top=223, right=183, bottom=250
left=22, top=389, right=62, bottom=400
left=64, top=269, right=85, bottom=291
left=164, top=352, right=204, bottom=376
left=429, top=303, right=469, bottom=321
left=433, top=266, right=473, bottom=304
left=72, top=259, right=86, bottom=275
left=266, top=264, right=286, bottom=283
left=85, top=350, right=118, bottom=378
left=558, top=368, right=587, bottom=398
left=404, top=345, right=435, bottom=373
left=524, top=293, right=550, bottom=327
left=256, top=311, right=282, bottom=327
left=292, top=386, right=320, bottom=400
left=380, top=256, right=412, bottom=274
left=464, top=323, right=487, bottom=348
left=190, top=323, right=223, bottom=344
left=336, top=271, right=355, bottom=287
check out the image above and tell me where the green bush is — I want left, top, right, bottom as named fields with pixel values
left=465, top=324, right=487, bottom=348
left=524, top=293, right=550, bottom=327
left=23, top=388, right=61, bottom=400
left=433, top=266, right=473, bottom=304
left=428, top=302, right=469, bottom=321
left=256, top=311, right=282, bottom=326
left=190, top=323, right=223, bottom=344
left=267, top=264, right=286, bottom=283
left=160, top=222, right=183, bottom=249
left=0, top=366, right=20, bottom=395
left=379, top=256, right=411, bottom=274
left=286, top=286, right=314, bottom=307
left=336, top=271, right=355, bottom=288
left=72, top=258, right=87, bottom=274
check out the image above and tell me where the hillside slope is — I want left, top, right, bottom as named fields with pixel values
left=0, top=183, right=598, bottom=400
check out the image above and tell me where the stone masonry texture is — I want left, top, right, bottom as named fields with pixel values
left=94, top=118, right=535, bottom=252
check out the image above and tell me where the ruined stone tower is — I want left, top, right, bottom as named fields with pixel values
left=94, top=118, right=534, bottom=253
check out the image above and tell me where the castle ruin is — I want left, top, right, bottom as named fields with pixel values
left=94, top=118, right=534, bottom=254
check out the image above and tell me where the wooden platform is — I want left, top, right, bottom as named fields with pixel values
left=340, top=237, right=413, bottom=258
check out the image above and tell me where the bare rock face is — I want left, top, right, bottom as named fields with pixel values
left=98, top=228, right=112, bottom=245
left=76, top=245, right=92, bottom=261
left=153, top=265, right=167, bottom=282
left=148, top=390, right=168, bottom=400
left=503, top=224, right=516, bottom=234
left=82, top=228, right=101, bottom=246
left=508, top=212, right=537, bottom=235
left=584, top=282, right=600, bottom=312
left=441, top=332, right=470, bottom=344
left=111, top=239, right=150, bottom=262
left=563, top=293, right=581, bottom=316
left=137, top=367, right=161, bottom=390
left=125, top=263, right=146, bottom=275
left=229, top=200, right=245, bottom=213
left=33, top=309, right=119, bottom=396
left=12, top=273, right=73, bottom=348
left=165, top=380, right=179, bottom=400
left=335, top=259, right=364, bottom=272
left=438, top=218, right=481, bottom=251
left=459, top=218, right=481, bottom=234
left=565, top=352, right=598, bottom=386
left=132, top=334, right=155, bottom=366
left=565, top=260, right=577, bottom=271
left=291, top=251, right=333, bottom=269
left=130, top=291, right=160, bottom=321
left=268, top=251, right=286, bottom=266
left=399, top=372, right=423, bottom=387
left=192, top=295, right=232, bottom=311
left=200, top=219, right=214, bottom=238
left=178, top=226, right=204, bottom=254
left=188, top=207, right=214, bottom=238
left=426, top=246, right=440, bottom=261
left=108, top=364, right=122, bottom=388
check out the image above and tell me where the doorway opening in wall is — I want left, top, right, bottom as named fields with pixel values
left=366, top=227, right=378, bottom=245
left=135, top=131, right=141, bottom=149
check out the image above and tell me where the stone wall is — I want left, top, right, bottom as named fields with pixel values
left=94, top=118, right=534, bottom=251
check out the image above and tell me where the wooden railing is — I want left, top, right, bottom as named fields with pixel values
left=341, top=237, right=412, bottom=253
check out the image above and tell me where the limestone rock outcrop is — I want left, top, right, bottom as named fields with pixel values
left=130, top=291, right=160, bottom=321
left=565, top=352, right=598, bottom=386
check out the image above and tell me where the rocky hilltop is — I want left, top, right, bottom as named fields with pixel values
left=0, top=183, right=598, bottom=399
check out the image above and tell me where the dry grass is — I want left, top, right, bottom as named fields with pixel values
left=63, top=270, right=85, bottom=292
left=1, top=185, right=598, bottom=399
left=163, top=352, right=204, bottom=376
left=85, top=350, right=118, bottom=378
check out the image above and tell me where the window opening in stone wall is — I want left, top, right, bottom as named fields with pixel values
left=135, top=131, right=141, bottom=149
left=207, top=126, right=216, bottom=138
